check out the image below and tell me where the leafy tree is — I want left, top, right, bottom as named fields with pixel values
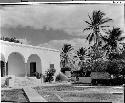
left=83, top=10, right=112, bottom=47
left=87, top=44, right=105, bottom=61
left=102, top=27, right=125, bottom=60
left=106, top=59, right=125, bottom=78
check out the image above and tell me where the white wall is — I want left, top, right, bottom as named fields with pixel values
left=0, top=40, right=61, bottom=78
left=41, top=50, right=61, bottom=76
left=8, top=53, right=25, bottom=77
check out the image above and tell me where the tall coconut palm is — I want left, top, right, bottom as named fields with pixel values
left=83, top=10, right=112, bottom=47
left=60, top=44, right=73, bottom=68
left=102, top=27, right=125, bottom=60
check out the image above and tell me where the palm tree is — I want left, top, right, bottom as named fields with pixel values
left=76, top=47, right=87, bottom=70
left=77, top=47, right=87, bottom=61
left=102, top=27, right=125, bottom=60
left=60, top=44, right=73, bottom=69
left=83, top=10, right=112, bottom=47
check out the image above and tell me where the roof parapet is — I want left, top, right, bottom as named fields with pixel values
left=0, top=40, right=60, bottom=52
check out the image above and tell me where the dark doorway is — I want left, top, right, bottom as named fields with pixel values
left=30, top=62, right=36, bottom=76
left=1, top=61, right=5, bottom=77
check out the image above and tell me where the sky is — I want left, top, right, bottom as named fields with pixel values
left=0, top=3, right=124, bottom=51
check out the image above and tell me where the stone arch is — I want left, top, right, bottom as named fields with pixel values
left=8, top=52, right=26, bottom=77
left=0, top=53, right=5, bottom=77
left=27, top=54, right=42, bottom=76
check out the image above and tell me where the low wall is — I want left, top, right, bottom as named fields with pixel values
left=78, top=77, right=91, bottom=83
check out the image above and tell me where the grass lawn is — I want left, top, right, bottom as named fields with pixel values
left=34, top=85, right=124, bottom=103
left=56, top=92, right=123, bottom=103
left=1, top=89, right=29, bottom=102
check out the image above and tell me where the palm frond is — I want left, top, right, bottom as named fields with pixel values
left=101, top=18, right=112, bottom=24
left=89, top=33, right=94, bottom=44
left=86, top=33, right=92, bottom=41
left=84, top=20, right=92, bottom=26
left=83, top=10, right=112, bottom=45
left=118, top=37, right=125, bottom=41
left=109, top=27, right=122, bottom=39
left=83, top=27, right=91, bottom=32
left=88, top=14, right=93, bottom=22
left=101, top=35, right=108, bottom=42
left=100, top=25, right=110, bottom=28
left=102, top=43, right=109, bottom=50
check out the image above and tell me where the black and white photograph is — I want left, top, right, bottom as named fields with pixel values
left=0, top=2, right=125, bottom=102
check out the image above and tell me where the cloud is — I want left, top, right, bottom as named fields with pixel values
left=0, top=4, right=124, bottom=37
left=39, top=38, right=90, bottom=50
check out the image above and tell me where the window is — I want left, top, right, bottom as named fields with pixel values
left=50, top=64, right=54, bottom=69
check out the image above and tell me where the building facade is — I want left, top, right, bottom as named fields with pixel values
left=0, top=40, right=61, bottom=79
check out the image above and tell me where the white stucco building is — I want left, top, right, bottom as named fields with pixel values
left=0, top=40, right=61, bottom=80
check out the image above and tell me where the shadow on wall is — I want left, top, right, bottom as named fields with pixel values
left=8, top=52, right=25, bottom=77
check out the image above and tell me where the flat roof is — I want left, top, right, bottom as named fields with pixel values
left=0, top=40, right=60, bottom=52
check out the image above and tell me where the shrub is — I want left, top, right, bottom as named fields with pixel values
left=35, top=72, right=42, bottom=79
left=44, top=68, right=56, bottom=82
left=106, top=59, right=125, bottom=78
left=61, top=67, right=71, bottom=73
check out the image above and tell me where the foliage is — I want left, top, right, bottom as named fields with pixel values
left=61, top=67, right=71, bottom=73
left=44, top=68, right=56, bottom=82
left=59, top=10, right=125, bottom=79
left=106, top=59, right=125, bottom=77
left=91, top=60, right=108, bottom=72
left=0, top=36, right=22, bottom=44
left=34, top=72, right=42, bottom=79
left=108, top=52, right=121, bottom=60
left=76, top=47, right=87, bottom=72
left=60, top=44, right=73, bottom=69
left=102, top=27, right=125, bottom=59
left=77, top=47, right=87, bottom=61
left=80, top=59, right=108, bottom=74
left=87, top=44, right=105, bottom=61
left=121, top=44, right=125, bottom=59
left=83, top=10, right=112, bottom=46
